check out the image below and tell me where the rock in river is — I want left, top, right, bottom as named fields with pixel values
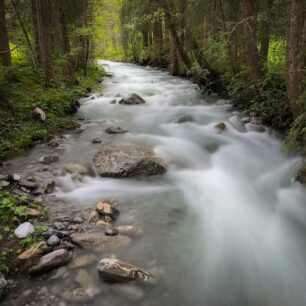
left=119, top=93, right=146, bottom=105
left=96, top=201, right=120, bottom=220
left=39, top=155, right=59, bottom=164
left=97, top=258, right=153, bottom=283
left=93, top=144, right=167, bottom=178
left=28, top=249, right=73, bottom=274
left=105, top=127, right=128, bottom=134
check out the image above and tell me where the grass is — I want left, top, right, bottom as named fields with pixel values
left=0, top=63, right=104, bottom=161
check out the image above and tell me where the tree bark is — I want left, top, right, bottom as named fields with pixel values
left=36, top=0, right=53, bottom=84
left=31, top=0, right=41, bottom=67
left=286, top=0, right=305, bottom=117
left=243, top=0, right=262, bottom=83
left=259, top=0, right=273, bottom=64
left=159, top=0, right=192, bottom=70
left=0, top=0, right=11, bottom=66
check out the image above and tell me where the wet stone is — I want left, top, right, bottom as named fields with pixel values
left=92, top=138, right=102, bottom=144
left=47, top=235, right=61, bottom=247
left=28, top=249, right=73, bottom=275
left=173, top=115, right=194, bottom=124
left=105, top=127, right=128, bottom=134
left=96, top=201, right=120, bottom=220
left=105, top=227, right=119, bottom=236
left=119, top=93, right=146, bottom=105
left=39, top=155, right=60, bottom=164
left=97, top=258, right=154, bottom=283
left=0, top=180, right=10, bottom=187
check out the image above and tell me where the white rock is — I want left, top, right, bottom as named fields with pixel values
left=14, top=222, right=34, bottom=239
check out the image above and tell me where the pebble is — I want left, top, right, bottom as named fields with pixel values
left=14, top=222, right=34, bottom=239
left=47, top=235, right=61, bottom=246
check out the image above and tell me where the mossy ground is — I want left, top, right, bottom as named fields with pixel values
left=0, top=64, right=104, bottom=161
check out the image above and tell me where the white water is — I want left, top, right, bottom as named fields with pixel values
left=7, top=61, right=306, bottom=305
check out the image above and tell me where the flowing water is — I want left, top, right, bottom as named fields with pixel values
left=4, top=61, right=306, bottom=306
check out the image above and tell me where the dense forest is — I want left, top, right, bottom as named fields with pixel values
left=1, top=0, right=306, bottom=305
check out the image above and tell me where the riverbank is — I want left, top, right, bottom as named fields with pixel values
left=0, top=64, right=104, bottom=162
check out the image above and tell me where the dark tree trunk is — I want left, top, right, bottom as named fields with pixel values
left=243, top=0, right=262, bottom=83
left=31, top=0, right=41, bottom=67
left=259, top=0, right=273, bottom=64
left=37, top=0, right=54, bottom=84
left=287, top=0, right=305, bottom=116
left=159, top=0, right=192, bottom=70
left=0, top=0, right=11, bottom=66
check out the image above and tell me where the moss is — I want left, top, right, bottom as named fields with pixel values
left=0, top=64, right=104, bottom=161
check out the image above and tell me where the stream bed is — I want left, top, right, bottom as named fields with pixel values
left=4, top=61, right=306, bottom=306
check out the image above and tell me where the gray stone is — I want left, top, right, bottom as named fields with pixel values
left=97, top=258, right=154, bottom=283
left=63, top=163, right=88, bottom=175
left=110, top=99, right=117, bottom=104
left=19, top=180, right=38, bottom=190
left=119, top=93, right=146, bottom=105
left=70, top=232, right=131, bottom=249
left=92, top=138, right=102, bottom=144
left=214, top=122, right=226, bottom=132
left=0, top=180, right=10, bottom=187
left=39, top=155, right=59, bottom=164
left=105, top=127, right=128, bottom=134
left=93, top=144, right=167, bottom=178
left=28, top=249, right=73, bottom=274
left=105, top=228, right=118, bottom=236
left=47, top=235, right=61, bottom=246
left=173, top=115, right=194, bottom=124
left=14, top=222, right=34, bottom=239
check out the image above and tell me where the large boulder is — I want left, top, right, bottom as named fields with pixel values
left=93, top=144, right=166, bottom=178
left=119, top=93, right=146, bottom=105
left=28, top=249, right=72, bottom=274
left=97, top=258, right=153, bottom=283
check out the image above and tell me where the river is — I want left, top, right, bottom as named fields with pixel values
left=5, top=60, right=306, bottom=306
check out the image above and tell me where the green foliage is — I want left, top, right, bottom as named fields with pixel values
left=228, top=72, right=292, bottom=130
left=0, top=64, right=102, bottom=161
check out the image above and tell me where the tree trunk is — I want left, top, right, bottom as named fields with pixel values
left=243, top=0, right=262, bottom=83
left=0, top=0, right=11, bottom=66
left=159, top=0, right=192, bottom=70
left=31, top=0, right=41, bottom=67
left=36, top=0, right=53, bottom=84
left=259, top=0, right=273, bottom=64
left=286, top=0, right=305, bottom=117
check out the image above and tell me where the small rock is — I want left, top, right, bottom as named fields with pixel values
left=0, top=180, right=10, bottom=187
left=110, top=99, right=116, bottom=104
left=117, top=226, right=143, bottom=238
left=214, top=122, right=226, bottom=132
left=89, top=211, right=101, bottom=223
left=53, top=222, right=66, bottom=231
left=18, top=242, right=46, bottom=260
left=119, top=93, right=146, bottom=105
left=47, top=235, right=61, bottom=247
left=33, top=107, right=46, bottom=122
left=0, top=175, right=8, bottom=180
left=19, top=180, right=38, bottom=190
left=173, top=115, right=194, bottom=124
left=48, top=137, right=62, bottom=148
left=97, top=258, right=153, bottom=283
left=96, top=202, right=120, bottom=220
left=39, top=155, right=59, bottom=164
left=14, top=222, right=34, bottom=239
left=63, top=164, right=88, bottom=175
left=105, top=127, right=128, bottom=134
left=105, top=228, right=118, bottom=236
left=28, top=249, right=73, bottom=275
left=52, top=213, right=72, bottom=223
left=67, top=224, right=79, bottom=231
left=72, top=216, right=84, bottom=224
left=9, top=173, right=21, bottom=181
left=92, top=138, right=102, bottom=144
